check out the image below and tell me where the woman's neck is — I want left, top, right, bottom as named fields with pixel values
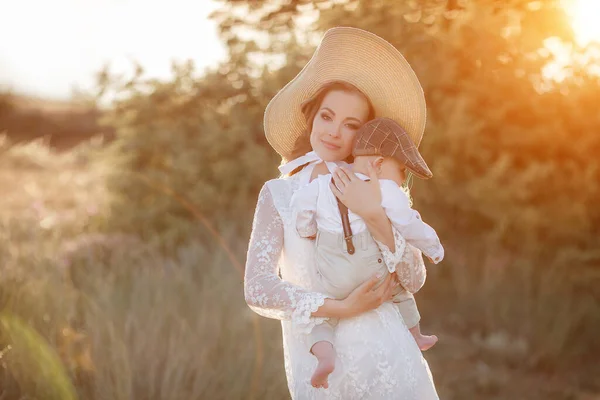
left=310, top=162, right=330, bottom=182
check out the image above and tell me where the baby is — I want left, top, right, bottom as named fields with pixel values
left=290, top=117, right=444, bottom=389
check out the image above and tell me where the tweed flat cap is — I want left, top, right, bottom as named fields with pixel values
left=353, top=117, right=433, bottom=179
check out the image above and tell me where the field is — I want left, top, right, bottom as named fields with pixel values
left=0, top=127, right=598, bottom=399
left=2, top=1, right=600, bottom=393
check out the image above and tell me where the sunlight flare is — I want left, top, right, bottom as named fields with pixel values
left=565, top=0, right=600, bottom=47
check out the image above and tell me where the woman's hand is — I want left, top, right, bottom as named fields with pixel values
left=339, top=273, right=400, bottom=318
left=330, top=162, right=396, bottom=249
left=330, top=162, right=382, bottom=219
left=312, top=273, right=400, bottom=319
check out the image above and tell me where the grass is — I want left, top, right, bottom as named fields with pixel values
left=0, top=137, right=598, bottom=399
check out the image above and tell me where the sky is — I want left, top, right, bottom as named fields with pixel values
left=0, top=0, right=226, bottom=99
left=1, top=0, right=598, bottom=100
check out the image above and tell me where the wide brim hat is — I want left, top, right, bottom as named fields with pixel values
left=264, top=26, right=427, bottom=162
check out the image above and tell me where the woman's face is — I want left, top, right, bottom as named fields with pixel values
left=309, top=89, right=371, bottom=162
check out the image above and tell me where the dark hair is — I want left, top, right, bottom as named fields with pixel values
left=285, top=81, right=375, bottom=175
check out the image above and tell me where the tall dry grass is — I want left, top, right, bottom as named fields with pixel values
left=0, top=137, right=287, bottom=399
left=0, top=137, right=598, bottom=399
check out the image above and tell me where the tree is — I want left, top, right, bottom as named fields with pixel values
left=96, top=0, right=600, bottom=370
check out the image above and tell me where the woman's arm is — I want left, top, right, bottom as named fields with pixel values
left=244, top=184, right=332, bottom=333
left=314, top=272, right=399, bottom=318
left=375, top=228, right=427, bottom=294
left=329, top=165, right=427, bottom=293
left=329, top=163, right=396, bottom=250
left=361, top=207, right=396, bottom=250
left=245, top=183, right=398, bottom=328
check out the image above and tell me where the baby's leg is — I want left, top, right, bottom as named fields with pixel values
left=408, top=324, right=438, bottom=351
left=308, top=321, right=336, bottom=389
left=393, top=292, right=438, bottom=351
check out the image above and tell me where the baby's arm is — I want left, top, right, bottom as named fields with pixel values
left=290, top=178, right=320, bottom=238
left=381, top=183, right=444, bottom=263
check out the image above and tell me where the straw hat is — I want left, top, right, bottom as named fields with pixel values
left=264, top=26, right=426, bottom=162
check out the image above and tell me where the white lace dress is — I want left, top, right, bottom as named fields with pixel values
left=244, top=166, right=439, bottom=399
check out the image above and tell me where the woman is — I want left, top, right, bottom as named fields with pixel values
left=245, top=27, right=438, bottom=399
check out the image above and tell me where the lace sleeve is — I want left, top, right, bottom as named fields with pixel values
left=244, top=183, right=330, bottom=333
left=373, top=227, right=427, bottom=294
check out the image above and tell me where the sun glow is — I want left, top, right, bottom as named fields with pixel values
left=565, top=0, right=600, bottom=47
left=539, top=0, right=600, bottom=86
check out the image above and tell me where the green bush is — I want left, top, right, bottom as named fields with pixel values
left=0, top=140, right=287, bottom=399
left=95, top=60, right=289, bottom=246
left=96, top=0, right=600, bottom=368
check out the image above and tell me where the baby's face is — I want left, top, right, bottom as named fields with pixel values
left=379, top=158, right=407, bottom=186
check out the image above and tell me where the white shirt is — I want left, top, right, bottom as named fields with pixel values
left=290, top=172, right=445, bottom=263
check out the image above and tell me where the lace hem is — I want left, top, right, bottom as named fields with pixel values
left=374, top=228, right=407, bottom=274
left=291, top=292, right=332, bottom=335
left=244, top=182, right=334, bottom=322
left=374, top=227, right=427, bottom=293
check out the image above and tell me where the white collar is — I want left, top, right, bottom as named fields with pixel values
left=278, top=151, right=342, bottom=176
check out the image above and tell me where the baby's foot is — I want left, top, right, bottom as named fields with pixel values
left=310, top=341, right=336, bottom=389
left=311, top=353, right=335, bottom=389
left=415, top=334, right=438, bottom=351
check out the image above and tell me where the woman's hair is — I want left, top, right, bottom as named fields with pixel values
left=392, top=162, right=414, bottom=206
left=284, top=81, right=376, bottom=176
left=400, top=172, right=414, bottom=207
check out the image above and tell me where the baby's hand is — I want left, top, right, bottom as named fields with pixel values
left=426, top=255, right=442, bottom=264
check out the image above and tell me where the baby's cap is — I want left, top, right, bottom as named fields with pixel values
left=353, top=117, right=433, bottom=179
